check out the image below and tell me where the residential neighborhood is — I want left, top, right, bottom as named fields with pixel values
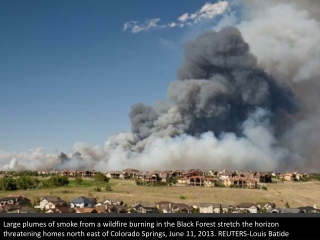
left=14, top=168, right=312, bottom=189
left=0, top=169, right=319, bottom=214
left=0, top=194, right=318, bottom=214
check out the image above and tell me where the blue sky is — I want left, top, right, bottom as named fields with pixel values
left=0, top=0, right=237, bottom=153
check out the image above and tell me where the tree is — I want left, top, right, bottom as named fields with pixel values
left=45, top=176, right=69, bottom=187
left=285, top=202, right=290, bottom=208
left=0, top=178, right=17, bottom=191
left=75, top=176, right=83, bottom=185
left=94, top=173, right=109, bottom=183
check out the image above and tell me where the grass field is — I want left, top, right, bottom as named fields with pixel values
left=1, top=178, right=319, bottom=208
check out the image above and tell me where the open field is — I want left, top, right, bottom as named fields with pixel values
left=1, top=179, right=320, bottom=208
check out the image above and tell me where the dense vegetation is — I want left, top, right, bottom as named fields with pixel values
left=0, top=175, right=69, bottom=191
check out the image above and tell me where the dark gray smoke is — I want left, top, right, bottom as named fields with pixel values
left=130, top=27, right=299, bottom=141
left=129, top=103, right=159, bottom=140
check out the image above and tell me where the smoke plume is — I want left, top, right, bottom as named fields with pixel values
left=1, top=0, right=319, bottom=172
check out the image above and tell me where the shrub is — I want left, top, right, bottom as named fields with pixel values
left=75, top=176, right=83, bottom=185
left=261, top=186, right=268, bottom=190
left=215, top=182, right=225, bottom=188
left=94, top=173, right=109, bottom=183
left=93, top=187, right=101, bottom=192
left=180, top=195, right=186, bottom=200
left=105, top=185, right=112, bottom=191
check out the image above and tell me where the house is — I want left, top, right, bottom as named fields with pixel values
left=46, top=207, right=76, bottom=213
left=156, top=201, right=173, bottom=213
left=2, top=204, right=21, bottom=212
left=256, top=202, right=276, bottom=211
left=176, top=177, right=190, bottom=185
left=103, top=198, right=123, bottom=205
left=158, top=172, right=169, bottom=183
left=156, top=202, right=193, bottom=213
left=298, top=206, right=319, bottom=213
left=34, top=196, right=69, bottom=210
left=259, top=173, right=272, bottom=183
left=94, top=206, right=107, bottom=213
left=68, top=170, right=78, bottom=177
left=280, top=173, right=293, bottom=181
left=188, top=176, right=216, bottom=186
left=106, top=171, right=121, bottom=179
left=170, top=203, right=193, bottom=213
left=198, top=203, right=214, bottom=213
left=145, top=172, right=160, bottom=183
left=232, top=177, right=258, bottom=189
left=236, top=203, right=258, bottom=213
left=70, top=197, right=96, bottom=208
left=211, top=204, right=234, bottom=213
left=75, top=207, right=98, bottom=213
left=6, top=206, right=38, bottom=213
left=268, top=208, right=305, bottom=213
left=0, top=195, right=31, bottom=207
left=217, top=178, right=232, bottom=187
left=131, top=202, right=158, bottom=213
left=121, top=169, right=139, bottom=179
left=60, top=169, right=69, bottom=177
left=292, top=172, right=303, bottom=181
left=80, top=170, right=96, bottom=178
left=107, top=205, right=128, bottom=213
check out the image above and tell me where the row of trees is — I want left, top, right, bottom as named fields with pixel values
left=0, top=172, right=109, bottom=191
left=0, top=176, right=70, bottom=191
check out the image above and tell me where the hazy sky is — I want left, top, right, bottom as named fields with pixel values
left=1, top=0, right=233, bottom=153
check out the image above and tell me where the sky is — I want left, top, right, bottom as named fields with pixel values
left=0, top=0, right=235, bottom=154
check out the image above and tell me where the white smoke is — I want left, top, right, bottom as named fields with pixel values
left=238, top=1, right=320, bottom=83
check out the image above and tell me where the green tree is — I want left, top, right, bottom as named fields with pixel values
left=75, top=176, right=83, bottom=185
left=94, top=173, right=109, bottom=183
left=45, top=176, right=69, bottom=187
left=0, top=178, right=18, bottom=190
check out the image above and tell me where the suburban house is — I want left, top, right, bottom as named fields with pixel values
left=80, top=170, right=96, bottom=178
left=176, top=177, right=190, bottom=185
left=68, top=170, right=77, bottom=177
left=5, top=206, right=37, bottom=213
left=188, top=176, right=217, bottom=187
left=34, top=196, right=69, bottom=210
left=106, top=171, right=122, bottom=179
left=218, top=178, right=233, bottom=187
left=70, top=197, right=96, bottom=208
left=256, top=202, right=276, bottom=211
left=280, top=173, right=294, bottom=181
left=156, top=201, right=193, bottom=213
left=107, top=205, right=128, bottom=213
left=121, top=169, right=139, bottom=179
left=279, top=171, right=303, bottom=181
left=131, top=202, right=158, bottom=213
left=268, top=208, right=305, bottom=213
left=236, top=203, right=258, bottom=213
left=298, top=206, right=319, bottom=213
left=170, top=203, right=193, bottom=213
left=103, top=198, right=123, bottom=205
left=143, top=172, right=161, bottom=183
left=75, top=207, right=98, bottom=213
left=198, top=203, right=215, bottom=213
left=258, top=173, right=272, bottom=183
left=0, top=195, right=31, bottom=207
left=46, top=207, right=76, bottom=213
left=232, top=177, right=258, bottom=189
